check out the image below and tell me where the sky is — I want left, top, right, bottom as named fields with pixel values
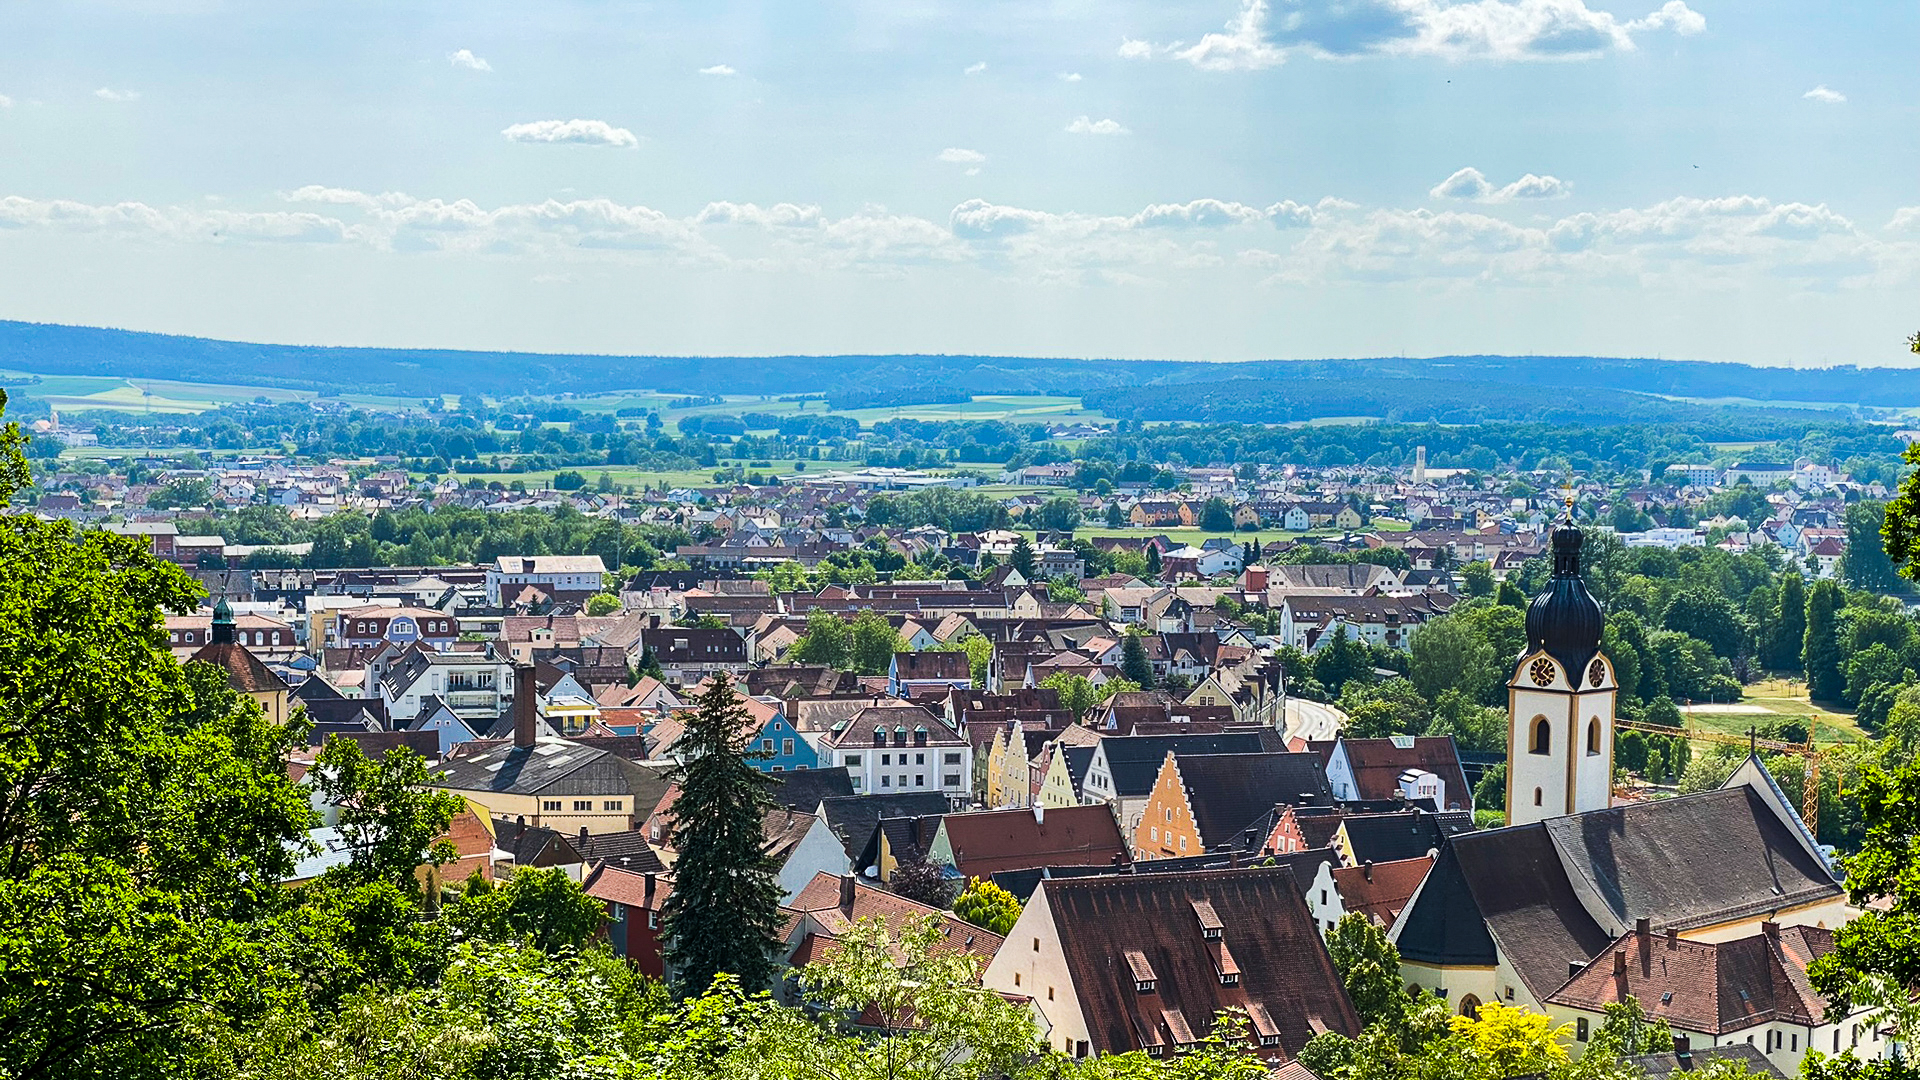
left=0, top=0, right=1915, bottom=366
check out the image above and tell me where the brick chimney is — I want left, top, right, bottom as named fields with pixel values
left=1612, top=948, right=1628, bottom=1000
left=1637, top=917, right=1652, bottom=971
left=514, top=662, right=537, bottom=748
left=644, top=872, right=657, bottom=904
left=1667, top=926, right=1680, bottom=950
left=839, top=872, right=857, bottom=913
left=1762, top=919, right=1780, bottom=941
left=1672, top=1034, right=1692, bottom=1070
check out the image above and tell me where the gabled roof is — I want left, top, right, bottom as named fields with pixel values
left=766, top=768, right=855, bottom=813
left=1332, top=736, right=1472, bottom=812
left=817, top=792, right=954, bottom=866
left=938, top=805, right=1129, bottom=879
left=1340, top=810, right=1472, bottom=865
left=1040, top=867, right=1360, bottom=1059
left=1095, top=732, right=1280, bottom=797
left=1173, top=752, right=1335, bottom=851
left=189, top=640, right=289, bottom=695
left=786, top=870, right=1003, bottom=965
left=430, top=737, right=668, bottom=801
left=1329, top=855, right=1433, bottom=927
left=1547, top=924, right=1831, bottom=1035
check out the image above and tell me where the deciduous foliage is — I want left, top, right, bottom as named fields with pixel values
left=952, top=878, right=1022, bottom=936
left=445, top=867, right=605, bottom=955
left=1324, top=913, right=1406, bottom=1028
left=660, top=674, right=784, bottom=995
left=1810, top=759, right=1920, bottom=1050
left=1806, top=579, right=1848, bottom=702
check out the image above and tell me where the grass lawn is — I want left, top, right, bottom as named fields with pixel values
left=1677, top=677, right=1866, bottom=746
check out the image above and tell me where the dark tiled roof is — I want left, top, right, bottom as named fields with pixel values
left=940, top=805, right=1130, bottom=879
left=1340, top=810, right=1472, bottom=865
left=1335, top=736, right=1472, bottom=812
left=818, top=792, right=953, bottom=866
left=1624, top=1045, right=1785, bottom=1079
left=1097, top=732, right=1279, bottom=797
left=1043, top=867, right=1360, bottom=1060
left=1539, top=786, right=1839, bottom=933
left=1547, top=925, right=1831, bottom=1035
left=431, top=738, right=670, bottom=803
left=319, top=729, right=440, bottom=761
left=1175, top=752, right=1334, bottom=851
left=765, top=768, right=855, bottom=812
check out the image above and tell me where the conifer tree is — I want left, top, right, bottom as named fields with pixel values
left=1120, top=630, right=1156, bottom=689
left=1772, top=570, right=1807, bottom=671
left=1804, top=579, right=1846, bottom=703
left=660, top=673, right=783, bottom=995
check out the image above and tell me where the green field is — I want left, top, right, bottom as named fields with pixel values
left=1, top=371, right=316, bottom=413
left=1676, top=677, right=1865, bottom=746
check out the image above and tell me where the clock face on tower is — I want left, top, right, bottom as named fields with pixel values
left=1528, top=657, right=1556, bottom=687
left=1588, top=658, right=1606, bottom=687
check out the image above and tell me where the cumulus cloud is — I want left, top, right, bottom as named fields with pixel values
left=4, top=184, right=1905, bottom=293
left=94, top=87, right=139, bottom=102
left=448, top=49, right=492, bottom=72
left=699, top=64, right=737, bottom=76
left=1431, top=167, right=1571, bottom=202
left=1066, top=116, right=1129, bottom=135
left=0, top=95, right=11, bottom=108
left=1060, top=72, right=1083, bottom=82
left=501, top=119, right=639, bottom=147
left=1803, top=85, right=1845, bottom=104
left=964, top=61, right=987, bottom=75
left=1136, top=0, right=1705, bottom=68
left=1173, top=0, right=1286, bottom=71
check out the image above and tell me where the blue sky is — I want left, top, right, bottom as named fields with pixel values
left=0, top=0, right=1914, bottom=366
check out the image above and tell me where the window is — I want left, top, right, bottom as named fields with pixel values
left=881, top=776, right=891, bottom=788
left=915, top=774, right=925, bottom=787
left=944, top=773, right=960, bottom=787
left=1151, top=827, right=1159, bottom=842
left=1587, top=718, right=1601, bottom=756
left=1458, top=995, right=1482, bottom=1019
left=944, top=752, right=961, bottom=765
left=845, top=754, right=862, bottom=767
left=1534, top=787, right=1543, bottom=807
left=915, top=753, right=925, bottom=765
left=762, top=739, right=774, bottom=751
left=1179, top=836, right=1187, bottom=851
left=1576, top=1018, right=1588, bottom=1042
left=603, top=800, right=623, bottom=811
left=648, top=910, right=659, bottom=929
left=573, top=800, right=593, bottom=811
left=1047, top=987, right=1054, bottom=1000
left=542, top=800, right=562, bottom=811
left=882, top=753, right=891, bottom=765
left=782, top=738, right=794, bottom=756
left=610, top=901, right=625, bottom=919
left=1530, top=717, right=1551, bottom=755
left=1220, top=972, right=1238, bottom=986
left=1033, top=938, right=1040, bottom=951
left=1013, top=972, right=1021, bottom=986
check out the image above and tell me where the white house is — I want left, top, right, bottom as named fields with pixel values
left=485, top=554, right=608, bottom=605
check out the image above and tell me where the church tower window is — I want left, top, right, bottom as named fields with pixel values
left=1530, top=717, right=1551, bottom=755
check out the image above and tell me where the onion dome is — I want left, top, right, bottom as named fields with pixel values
left=1524, top=519, right=1604, bottom=678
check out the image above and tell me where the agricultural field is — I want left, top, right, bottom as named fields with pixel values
left=1679, top=677, right=1866, bottom=745
left=1, top=371, right=315, bottom=413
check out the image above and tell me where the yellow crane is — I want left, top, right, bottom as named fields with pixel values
left=1614, top=719, right=1826, bottom=838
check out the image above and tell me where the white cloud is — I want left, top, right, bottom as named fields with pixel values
left=1059, top=72, right=1083, bottom=82
left=938, top=148, right=986, bottom=176
left=1803, top=85, right=1845, bottom=104
left=1431, top=167, right=1571, bottom=202
left=448, top=49, right=492, bottom=72
left=699, top=64, right=737, bottom=76
left=0, top=95, right=11, bottom=109
left=6, top=185, right=1906, bottom=293
left=1135, top=0, right=1706, bottom=68
left=501, top=119, right=639, bottom=147
left=964, top=61, right=987, bottom=75
left=1066, top=116, right=1129, bottom=136
left=94, top=87, right=139, bottom=102
left=1173, top=0, right=1286, bottom=71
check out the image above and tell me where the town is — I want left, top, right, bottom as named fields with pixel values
left=7, top=378, right=1918, bottom=1080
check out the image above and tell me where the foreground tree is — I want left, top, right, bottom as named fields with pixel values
left=1324, top=913, right=1406, bottom=1029
left=660, top=674, right=784, bottom=995
left=0, top=390, right=316, bottom=1079
left=952, top=878, right=1022, bottom=935
left=1809, top=758, right=1920, bottom=1062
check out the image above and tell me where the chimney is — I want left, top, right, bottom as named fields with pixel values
left=1672, top=1034, right=1692, bottom=1070
left=1612, top=948, right=1628, bottom=998
left=1569, top=960, right=1587, bottom=980
left=1033, top=802, right=1046, bottom=826
left=644, top=872, right=657, bottom=903
left=1667, top=927, right=1679, bottom=951
left=1637, top=917, right=1652, bottom=970
left=839, top=872, right=856, bottom=913
left=513, top=662, right=537, bottom=748
left=1762, top=920, right=1779, bottom=941
left=1363, top=860, right=1374, bottom=882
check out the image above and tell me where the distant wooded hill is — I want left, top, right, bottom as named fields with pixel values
left=1, top=318, right=1915, bottom=415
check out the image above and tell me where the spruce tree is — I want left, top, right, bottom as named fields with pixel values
left=1773, top=571, right=1807, bottom=671
left=1120, top=630, right=1156, bottom=689
left=1145, top=544, right=1162, bottom=578
left=660, top=673, right=783, bottom=995
left=1803, top=579, right=1846, bottom=703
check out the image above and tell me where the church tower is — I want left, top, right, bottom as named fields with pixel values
left=1506, top=518, right=1616, bottom=826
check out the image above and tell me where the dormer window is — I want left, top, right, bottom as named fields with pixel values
left=1125, top=950, right=1157, bottom=993
left=1191, top=899, right=1224, bottom=940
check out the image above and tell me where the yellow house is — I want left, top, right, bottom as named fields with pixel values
left=1334, top=506, right=1365, bottom=530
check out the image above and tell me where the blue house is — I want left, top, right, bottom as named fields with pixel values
left=749, top=707, right=820, bottom=774
left=406, top=694, right=482, bottom=756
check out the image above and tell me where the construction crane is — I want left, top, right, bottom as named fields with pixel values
left=1614, top=719, right=1827, bottom=838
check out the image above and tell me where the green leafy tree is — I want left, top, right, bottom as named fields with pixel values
left=660, top=674, right=784, bottom=995
left=446, top=867, right=604, bottom=954
left=1324, top=912, right=1405, bottom=1028
left=0, top=390, right=317, bottom=1079
left=1409, top=616, right=1496, bottom=704
left=1035, top=496, right=1082, bottom=532
left=1315, top=627, right=1371, bottom=699
left=790, top=607, right=854, bottom=668
left=1460, top=560, right=1495, bottom=598
left=585, top=592, right=621, bottom=616
left=1805, top=579, right=1847, bottom=702
left=1809, top=759, right=1920, bottom=1057
left=849, top=609, right=907, bottom=676
left=1661, top=586, right=1749, bottom=662
left=1120, top=630, right=1157, bottom=689
left=1199, top=497, right=1234, bottom=532
left=952, top=878, right=1022, bottom=936
left=1841, top=500, right=1906, bottom=593
left=313, top=738, right=464, bottom=890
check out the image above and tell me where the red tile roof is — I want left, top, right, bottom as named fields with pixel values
left=1329, top=855, right=1433, bottom=926
left=937, top=805, right=1129, bottom=880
